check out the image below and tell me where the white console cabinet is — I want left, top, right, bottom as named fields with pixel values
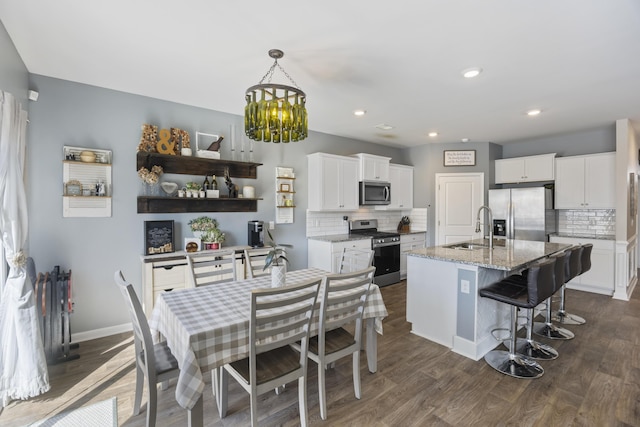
left=400, top=232, right=426, bottom=279
left=307, top=153, right=359, bottom=211
left=307, top=238, right=371, bottom=273
left=495, top=153, right=555, bottom=184
left=554, top=152, right=615, bottom=209
left=549, top=236, right=615, bottom=295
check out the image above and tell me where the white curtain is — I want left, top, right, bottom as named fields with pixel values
left=0, top=91, right=49, bottom=406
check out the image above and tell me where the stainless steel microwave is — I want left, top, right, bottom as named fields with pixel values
left=359, top=181, right=391, bottom=205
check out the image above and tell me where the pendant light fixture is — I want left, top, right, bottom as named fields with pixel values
left=244, top=49, right=308, bottom=143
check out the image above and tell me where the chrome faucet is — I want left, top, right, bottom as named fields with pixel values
left=476, top=205, right=494, bottom=249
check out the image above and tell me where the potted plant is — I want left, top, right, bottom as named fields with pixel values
left=263, top=229, right=292, bottom=287
left=188, top=216, right=223, bottom=249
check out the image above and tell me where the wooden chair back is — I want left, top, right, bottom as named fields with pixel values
left=187, top=249, right=237, bottom=287
left=338, top=248, right=374, bottom=274
left=243, top=247, right=272, bottom=279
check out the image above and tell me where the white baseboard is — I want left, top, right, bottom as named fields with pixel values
left=71, top=323, right=132, bottom=343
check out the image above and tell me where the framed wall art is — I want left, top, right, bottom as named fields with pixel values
left=144, top=220, right=175, bottom=255
left=443, top=150, right=476, bottom=166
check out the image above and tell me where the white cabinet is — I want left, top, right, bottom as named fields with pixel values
left=495, top=153, right=556, bottom=184
left=555, top=152, right=615, bottom=209
left=353, top=153, right=391, bottom=182
left=549, top=236, right=615, bottom=295
left=400, top=232, right=426, bottom=279
left=388, top=164, right=414, bottom=210
left=308, top=238, right=371, bottom=273
left=307, top=153, right=359, bottom=211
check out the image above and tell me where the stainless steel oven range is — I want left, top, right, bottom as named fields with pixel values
left=349, top=219, right=400, bottom=287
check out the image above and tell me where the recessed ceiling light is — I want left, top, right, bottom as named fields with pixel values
left=374, top=124, right=394, bottom=130
left=461, top=138, right=470, bottom=143
left=527, top=109, right=542, bottom=116
left=353, top=109, right=366, bottom=117
left=428, top=132, right=438, bottom=137
left=462, top=67, right=482, bottom=78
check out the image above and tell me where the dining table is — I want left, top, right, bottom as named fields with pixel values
left=148, top=267, right=389, bottom=427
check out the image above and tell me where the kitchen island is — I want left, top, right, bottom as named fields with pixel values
left=406, top=239, right=571, bottom=360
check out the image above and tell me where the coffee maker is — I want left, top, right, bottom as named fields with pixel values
left=248, top=220, right=264, bottom=247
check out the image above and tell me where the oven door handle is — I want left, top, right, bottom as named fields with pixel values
left=373, top=241, right=400, bottom=248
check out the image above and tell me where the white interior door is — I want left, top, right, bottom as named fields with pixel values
left=435, top=173, right=485, bottom=246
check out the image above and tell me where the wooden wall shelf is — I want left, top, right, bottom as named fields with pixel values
left=137, top=152, right=262, bottom=179
left=137, top=196, right=261, bottom=213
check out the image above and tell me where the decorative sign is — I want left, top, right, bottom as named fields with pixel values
left=444, top=150, right=476, bottom=166
left=144, top=220, right=175, bottom=255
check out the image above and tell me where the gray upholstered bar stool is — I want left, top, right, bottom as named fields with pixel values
left=551, top=244, right=591, bottom=325
left=479, top=257, right=556, bottom=379
left=533, top=247, right=577, bottom=340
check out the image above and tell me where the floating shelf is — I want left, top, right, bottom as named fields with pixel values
left=137, top=196, right=262, bottom=213
left=136, top=152, right=262, bottom=179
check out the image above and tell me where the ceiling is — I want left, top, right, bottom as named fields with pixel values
left=2, top=1, right=640, bottom=148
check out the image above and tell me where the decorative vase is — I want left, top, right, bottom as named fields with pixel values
left=271, top=265, right=286, bottom=288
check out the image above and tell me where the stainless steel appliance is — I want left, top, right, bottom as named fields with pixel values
left=247, top=220, right=264, bottom=247
left=349, top=219, right=400, bottom=287
left=359, top=181, right=391, bottom=206
left=488, top=187, right=556, bottom=242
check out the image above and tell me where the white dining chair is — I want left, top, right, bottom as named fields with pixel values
left=114, top=271, right=179, bottom=427
left=295, top=266, right=375, bottom=420
left=186, top=249, right=237, bottom=287
left=217, top=278, right=322, bottom=427
left=338, top=247, right=374, bottom=273
left=243, top=247, right=273, bottom=279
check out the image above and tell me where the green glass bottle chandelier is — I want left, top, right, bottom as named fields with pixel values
left=244, top=49, right=308, bottom=143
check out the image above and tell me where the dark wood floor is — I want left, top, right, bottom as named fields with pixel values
left=1, top=281, right=639, bottom=426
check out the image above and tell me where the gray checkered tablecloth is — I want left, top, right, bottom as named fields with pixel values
left=148, top=268, right=388, bottom=410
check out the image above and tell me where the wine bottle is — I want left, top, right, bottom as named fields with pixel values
left=211, top=175, right=218, bottom=190
left=202, top=175, right=210, bottom=191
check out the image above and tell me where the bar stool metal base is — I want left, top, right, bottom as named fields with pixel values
left=532, top=321, right=574, bottom=340
left=550, top=310, right=586, bottom=325
left=484, top=350, right=544, bottom=379
left=514, top=338, right=559, bottom=360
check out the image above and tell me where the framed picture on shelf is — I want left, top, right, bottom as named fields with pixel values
left=279, top=183, right=291, bottom=192
left=144, top=220, right=175, bottom=255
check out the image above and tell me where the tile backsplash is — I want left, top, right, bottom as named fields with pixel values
left=557, top=209, right=615, bottom=238
left=306, top=208, right=428, bottom=237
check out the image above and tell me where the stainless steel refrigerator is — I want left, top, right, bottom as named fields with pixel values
left=488, top=187, right=556, bottom=242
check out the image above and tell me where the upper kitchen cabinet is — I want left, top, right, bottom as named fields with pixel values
left=555, top=152, right=616, bottom=209
left=353, top=153, right=391, bottom=182
left=388, top=163, right=413, bottom=210
left=308, top=153, right=359, bottom=211
left=495, top=153, right=556, bottom=184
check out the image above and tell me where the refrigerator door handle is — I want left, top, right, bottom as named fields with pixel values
left=508, top=201, right=515, bottom=239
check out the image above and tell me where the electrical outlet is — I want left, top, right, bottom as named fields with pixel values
left=269, top=221, right=275, bottom=230
left=461, top=280, right=470, bottom=294
left=343, top=216, right=349, bottom=221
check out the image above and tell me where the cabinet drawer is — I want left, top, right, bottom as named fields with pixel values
left=401, top=233, right=425, bottom=244
left=152, top=263, right=187, bottom=288
left=153, top=287, right=183, bottom=305
left=331, top=239, right=371, bottom=253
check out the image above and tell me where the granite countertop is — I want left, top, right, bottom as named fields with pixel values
left=307, top=234, right=372, bottom=243
left=552, top=233, right=615, bottom=241
left=399, top=230, right=427, bottom=235
left=407, top=238, right=572, bottom=272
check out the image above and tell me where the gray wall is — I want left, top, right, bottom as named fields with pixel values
left=25, top=74, right=404, bottom=335
left=501, top=125, right=616, bottom=158
left=402, top=141, right=501, bottom=246
left=0, top=20, right=28, bottom=105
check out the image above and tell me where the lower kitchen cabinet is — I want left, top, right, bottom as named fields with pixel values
left=400, top=232, right=426, bottom=279
left=307, top=238, right=371, bottom=273
left=549, top=236, right=615, bottom=296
